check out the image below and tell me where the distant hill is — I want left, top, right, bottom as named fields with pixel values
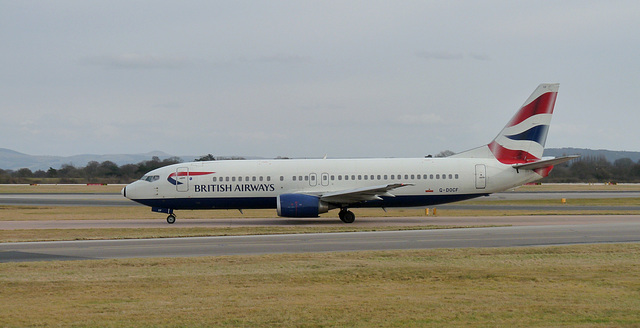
left=543, top=148, right=640, bottom=163
left=0, top=148, right=198, bottom=171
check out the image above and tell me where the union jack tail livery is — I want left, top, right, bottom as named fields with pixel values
left=488, top=84, right=559, bottom=164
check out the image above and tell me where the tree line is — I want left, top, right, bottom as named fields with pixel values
left=0, top=156, right=183, bottom=184
left=544, top=155, right=640, bottom=183
left=1, top=154, right=640, bottom=184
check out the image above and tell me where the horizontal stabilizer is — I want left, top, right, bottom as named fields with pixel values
left=512, top=155, right=580, bottom=171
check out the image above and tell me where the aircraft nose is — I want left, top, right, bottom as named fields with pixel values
left=121, top=186, right=127, bottom=198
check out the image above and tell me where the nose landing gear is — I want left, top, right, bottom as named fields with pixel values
left=167, top=214, right=176, bottom=224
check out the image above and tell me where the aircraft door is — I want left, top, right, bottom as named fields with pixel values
left=176, top=167, right=189, bottom=192
left=321, top=173, right=329, bottom=186
left=475, top=164, right=486, bottom=189
left=309, top=173, right=317, bottom=186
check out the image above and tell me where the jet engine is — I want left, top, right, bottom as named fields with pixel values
left=276, top=194, right=331, bottom=217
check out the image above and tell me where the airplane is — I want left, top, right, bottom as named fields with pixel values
left=122, top=83, right=577, bottom=224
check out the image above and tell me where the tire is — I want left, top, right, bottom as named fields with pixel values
left=340, top=210, right=355, bottom=224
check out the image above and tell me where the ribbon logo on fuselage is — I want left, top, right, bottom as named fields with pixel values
left=167, top=171, right=214, bottom=185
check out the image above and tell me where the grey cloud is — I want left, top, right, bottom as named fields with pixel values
left=416, top=51, right=464, bottom=60
left=80, top=54, right=191, bottom=70
left=469, top=53, right=491, bottom=61
left=416, top=51, right=491, bottom=61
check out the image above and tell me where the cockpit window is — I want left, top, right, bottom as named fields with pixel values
left=140, top=175, right=160, bottom=182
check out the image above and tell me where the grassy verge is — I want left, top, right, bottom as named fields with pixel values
left=1, top=199, right=639, bottom=222
left=1, top=244, right=639, bottom=327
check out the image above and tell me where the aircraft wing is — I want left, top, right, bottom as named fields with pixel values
left=319, top=183, right=413, bottom=205
left=512, top=155, right=580, bottom=171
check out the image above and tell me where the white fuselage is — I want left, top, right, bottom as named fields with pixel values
left=123, top=157, right=542, bottom=211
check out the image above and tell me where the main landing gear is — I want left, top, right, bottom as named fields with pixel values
left=338, top=208, right=355, bottom=223
left=167, top=213, right=176, bottom=224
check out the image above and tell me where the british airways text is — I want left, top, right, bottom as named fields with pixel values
left=194, top=184, right=275, bottom=193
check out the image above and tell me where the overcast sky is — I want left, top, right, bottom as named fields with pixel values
left=2, top=1, right=639, bottom=159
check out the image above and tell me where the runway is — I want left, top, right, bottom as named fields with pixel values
left=2, top=217, right=639, bottom=263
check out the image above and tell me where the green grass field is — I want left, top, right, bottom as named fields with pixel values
left=1, top=244, right=639, bottom=327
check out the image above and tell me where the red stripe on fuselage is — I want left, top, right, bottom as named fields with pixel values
left=168, top=171, right=215, bottom=178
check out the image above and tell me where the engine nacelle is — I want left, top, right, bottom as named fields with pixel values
left=276, top=194, right=330, bottom=217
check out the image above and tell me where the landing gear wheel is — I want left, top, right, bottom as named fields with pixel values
left=339, top=209, right=355, bottom=223
left=167, top=214, right=176, bottom=224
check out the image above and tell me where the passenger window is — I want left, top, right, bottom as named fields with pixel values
left=212, top=177, right=217, bottom=182
left=293, top=176, right=297, bottom=181
left=384, top=175, right=387, bottom=180
left=443, top=175, right=447, bottom=180
left=358, top=175, right=362, bottom=180
left=430, top=174, right=434, bottom=179
left=267, top=176, right=271, bottom=181
left=225, top=177, right=230, bottom=182
left=232, top=177, right=236, bottom=182
left=330, top=175, right=335, bottom=181
left=351, top=175, right=356, bottom=180
left=455, top=174, right=459, bottom=179
left=423, top=174, right=427, bottom=179
left=404, top=175, right=409, bottom=179
left=411, top=174, right=415, bottom=179
left=338, top=175, right=342, bottom=181
left=304, top=176, right=309, bottom=181
left=239, top=177, right=243, bottom=182
left=449, top=174, right=453, bottom=179
left=377, top=175, right=381, bottom=180
left=259, top=176, right=264, bottom=182
left=280, top=176, right=284, bottom=181
left=344, top=175, right=348, bottom=181
left=436, top=174, right=440, bottom=179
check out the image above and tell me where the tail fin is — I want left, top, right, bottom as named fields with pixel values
left=488, top=83, right=559, bottom=164
left=453, top=83, right=559, bottom=163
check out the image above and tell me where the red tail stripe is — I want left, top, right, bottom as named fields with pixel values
left=488, top=141, right=539, bottom=164
left=534, top=166, right=554, bottom=178
left=506, top=91, right=557, bottom=127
